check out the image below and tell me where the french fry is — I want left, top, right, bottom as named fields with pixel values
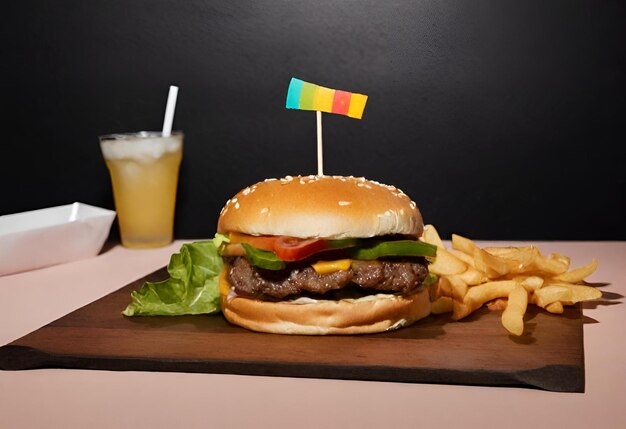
left=554, top=283, right=602, bottom=304
left=428, top=247, right=467, bottom=276
left=533, top=284, right=602, bottom=307
left=501, top=285, right=528, bottom=336
left=486, top=246, right=538, bottom=258
left=431, top=296, right=453, bottom=314
left=436, top=277, right=454, bottom=299
left=489, top=246, right=539, bottom=274
left=473, top=248, right=510, bottom=278
left=527, top=254, right=569, bottom=276
left=532, top=285, right=571, bottom=307
left=463, top=280, right=518, bottom=313
left=545, top=301, right=564, bottom=314
left=425, top=225, right=601, bottom=336
left=549, top=252, right=571, bottom=270
left=447, top=275, right=469, bottom=301
left=451, top=233, right=476, bottom=256
left=429, top=277, right=453, bottom=302
left=484, top=246, right=526, bottom=256
left=452, top=234, right=509, bottom=278
left=491, top=248, right=567, bottom=276
left=456, top=266, right=487, bottom=286
left=421, top=224, right=445, bottom=248
left=486, top=298, right=508, bottom=311
left=448, top=249, right=476, bottom=268
left=509, top=275, right=544, bottom=292
left=552, top=259, right=598, bottom=283
left=452, top=299, right=472, bottom=321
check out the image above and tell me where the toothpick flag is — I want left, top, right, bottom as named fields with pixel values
left=286, top=78, right=368, bottom=176
left=286, top=78, right=368, bottom=119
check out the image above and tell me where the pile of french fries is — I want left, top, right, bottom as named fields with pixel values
left=420, top=225, right=601, bottom=336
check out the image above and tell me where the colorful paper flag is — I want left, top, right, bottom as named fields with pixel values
left=286, top=78, right=368, bottom=119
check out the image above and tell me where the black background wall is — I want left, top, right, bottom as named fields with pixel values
left=2, top=1, right=624, bottom=240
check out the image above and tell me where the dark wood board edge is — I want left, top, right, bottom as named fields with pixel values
left=0, top=344, right=583, bottom=392
left=0, top=266, right=586, bottom=393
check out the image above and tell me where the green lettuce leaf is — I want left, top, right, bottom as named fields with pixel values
left=122, top=240, right=224, bottom=316
left=212, top=232, right=230, bottom=249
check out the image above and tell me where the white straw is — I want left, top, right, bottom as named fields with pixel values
left=162, top=85, right=179, bottom=137
left=316, top=110, right=323, bottom=176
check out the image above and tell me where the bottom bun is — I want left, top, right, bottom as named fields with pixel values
left=219, top=270, right=431, bottom=335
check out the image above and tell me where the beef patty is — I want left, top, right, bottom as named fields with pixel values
left=228, top=256, right=429, bottom=299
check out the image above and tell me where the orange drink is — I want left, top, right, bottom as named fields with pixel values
left=99, top=131, right=183, bottom=248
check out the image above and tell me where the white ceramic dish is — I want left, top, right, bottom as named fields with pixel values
left=0, top=202, right=116, bottom=276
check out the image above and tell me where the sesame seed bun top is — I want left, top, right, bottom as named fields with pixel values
left=217, top=175, right=423, bottom=239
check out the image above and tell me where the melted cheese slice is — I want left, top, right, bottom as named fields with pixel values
left=311, top=259, right=352, bottom=274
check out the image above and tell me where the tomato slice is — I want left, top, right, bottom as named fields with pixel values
left=228, top=232, right=278, bottom=252
left=273, top=236, right=327, bottom=261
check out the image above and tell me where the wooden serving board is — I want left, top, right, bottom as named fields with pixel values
left=0, top=268, right=585, bottom=392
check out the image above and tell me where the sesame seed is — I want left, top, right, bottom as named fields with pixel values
left=260, top=207, right=269, bottom=214
left=338, top=201, right=351, bottom=206
left=235, top=202, right=240, bottom=209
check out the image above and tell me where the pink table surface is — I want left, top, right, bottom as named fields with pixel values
left=1, top=240, right=624, bottom=429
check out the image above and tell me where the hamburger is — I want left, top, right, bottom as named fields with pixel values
left=216, top=175, right=437, bottom=335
